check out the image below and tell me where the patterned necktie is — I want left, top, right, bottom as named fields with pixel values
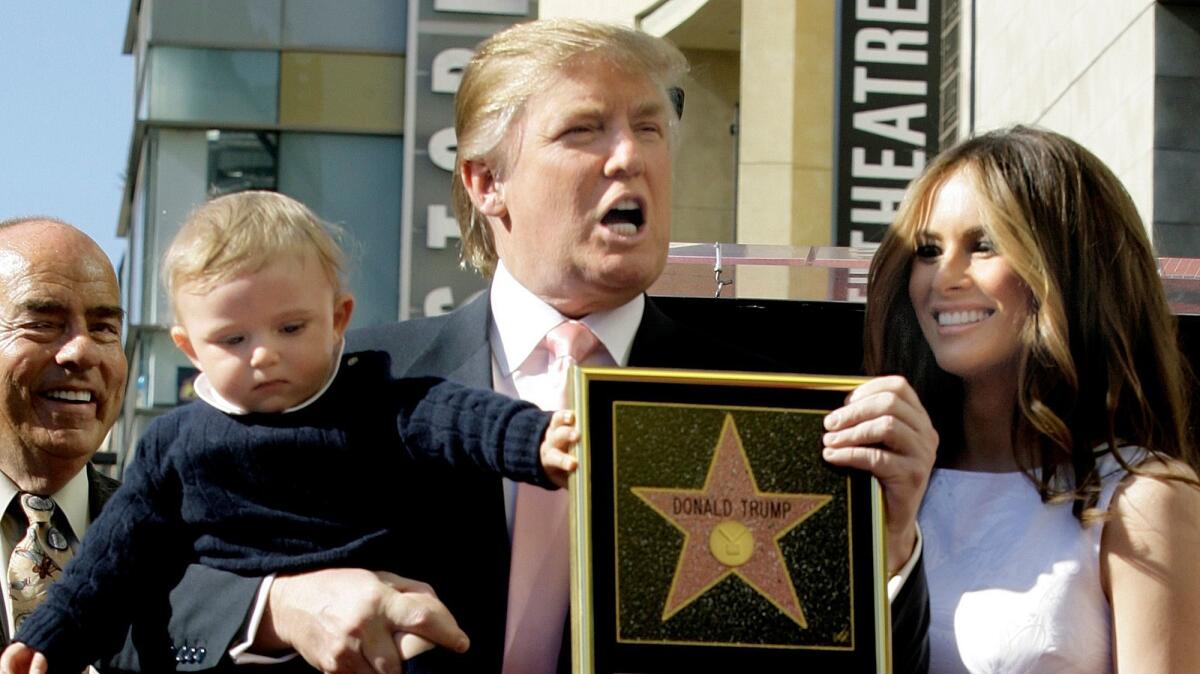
left=503, top=320, right=600, bottom=674
left=8, top=494, right=72, bottom=630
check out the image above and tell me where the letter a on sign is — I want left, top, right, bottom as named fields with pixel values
left=853, top=103, right=927, bottom=146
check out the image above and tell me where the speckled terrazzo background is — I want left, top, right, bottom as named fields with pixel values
left=612, top=403, right=853, bottom=649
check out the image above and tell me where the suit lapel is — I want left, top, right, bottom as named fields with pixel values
left=407, top=292, right=494, bottom=389
left=628, top=296, right=684, bottom=366
left=86, top=463, right=120, bottom=520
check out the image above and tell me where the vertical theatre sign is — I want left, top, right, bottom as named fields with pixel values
left=400, top=0, right=534, bottom=319
left=832, top=0, right=941, bottom=299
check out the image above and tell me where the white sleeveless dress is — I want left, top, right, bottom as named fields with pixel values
left=918, top=448, right=1142, bottom=674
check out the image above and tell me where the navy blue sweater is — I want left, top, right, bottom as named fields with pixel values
left=16, top=350, right=553, bottom=672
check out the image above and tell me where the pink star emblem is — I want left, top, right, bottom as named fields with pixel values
left=632, top=414, right=831, bottom=627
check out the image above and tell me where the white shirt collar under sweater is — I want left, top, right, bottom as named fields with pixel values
left=488, top=260, right=644, bottom=374
left=193, top=340, right=345, bottom=415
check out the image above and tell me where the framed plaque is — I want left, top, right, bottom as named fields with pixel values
left=568, top=367, right=890, bottom=673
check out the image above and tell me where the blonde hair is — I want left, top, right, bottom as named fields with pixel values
left=163, top=191, right=346, bottom=308
left=453, top=18, right=688, bottom=276
left=865, top=126, right=1195, bottom=520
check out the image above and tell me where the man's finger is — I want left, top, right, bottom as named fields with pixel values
left=374, top=572, right=437, bottom=597
left=0, top=646, right=17, bottom=674
left=358, top=621, right=403, bottom=674
left=395, top=632, right=437, bottom=660
left=379, top=589, right=470, bottom=655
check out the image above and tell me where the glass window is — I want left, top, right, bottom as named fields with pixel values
left=149, top=0, right=282, bottom=49
left=279, top=52, right=405, bottom=133
left=278, top=132, right=403, bottom=328
left=147, top=47, right=279, bottom=125
left=282, top=0, right=406, bottom=53
left=206, top=130, right=280, bottom=197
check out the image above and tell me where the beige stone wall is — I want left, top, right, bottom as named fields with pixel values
left=673, top=48, right=740, bottom=245
left=736, top=0, right=834, bottom=299
left=973, top=0, right=1157, bottom=226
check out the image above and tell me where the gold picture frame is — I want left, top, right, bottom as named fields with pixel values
left=568, top=366, right=890, bottom=673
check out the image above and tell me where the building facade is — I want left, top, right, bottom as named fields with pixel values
left=111, top=0, right=1200, bottom=468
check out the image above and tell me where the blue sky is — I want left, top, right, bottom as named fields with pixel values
left=0, top=3, right=133, bottom=268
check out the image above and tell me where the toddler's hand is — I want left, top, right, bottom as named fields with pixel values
left=0, top=643, right=48, bottom=674
left=541, top=410, right=580, bottom=488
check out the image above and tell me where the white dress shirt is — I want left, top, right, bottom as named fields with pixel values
left=489, top=261, right=643, bottom=530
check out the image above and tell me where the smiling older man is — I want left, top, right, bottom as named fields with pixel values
left=0, top=218, right=124, bottom=640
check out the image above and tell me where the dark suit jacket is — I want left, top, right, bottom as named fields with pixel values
left=87, top=463, right=120, bottom=517
left=135, top=293, right=928, bottom=673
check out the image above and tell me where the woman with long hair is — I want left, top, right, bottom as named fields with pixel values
left=853, top=125, right=1199, bottom=671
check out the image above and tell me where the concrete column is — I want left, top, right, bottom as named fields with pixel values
left=737, top=0, right=835, bottom=299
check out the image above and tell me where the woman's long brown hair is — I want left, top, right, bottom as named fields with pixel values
left=864, top=126, right=1195, bottom=520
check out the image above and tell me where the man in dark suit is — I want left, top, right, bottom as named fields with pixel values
left=0, top=218, right=125, bottom=642
left=151, top=19, right=934, bottom=674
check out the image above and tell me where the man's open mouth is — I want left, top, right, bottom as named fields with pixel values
left=601, top=199, right=645, bottom=236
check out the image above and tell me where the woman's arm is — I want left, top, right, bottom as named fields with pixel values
left=821, top=375, right=936, bottom=674
left=1101, top=459, right=1200, bottom=672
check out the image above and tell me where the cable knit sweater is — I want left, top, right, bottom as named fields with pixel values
left=15, top=350, right=553, bottom=672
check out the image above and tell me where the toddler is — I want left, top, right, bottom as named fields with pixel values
left=1, top=191, right=577, bottom=673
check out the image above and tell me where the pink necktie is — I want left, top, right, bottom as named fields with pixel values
left=503, top=321, right=599, bottom=674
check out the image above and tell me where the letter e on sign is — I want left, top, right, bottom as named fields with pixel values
left=856, top=0, right=928, bottom=23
